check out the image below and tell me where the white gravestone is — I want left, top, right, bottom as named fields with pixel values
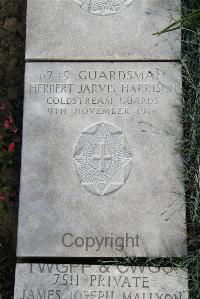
left=17, top=62, right=186, bottom=257
left=26, top=0, right=181, bottom=60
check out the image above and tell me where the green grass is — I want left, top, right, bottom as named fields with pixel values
left=181, top=2, right=200, bottom=295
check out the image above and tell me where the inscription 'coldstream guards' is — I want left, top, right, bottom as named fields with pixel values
left=73, top=122, right=133, bottom=195
left=75, top=0, right=134, bottom=15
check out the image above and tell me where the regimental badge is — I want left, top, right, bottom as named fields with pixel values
left=73, top=122, right=133, bottom=196
left=74, top=0, right=134, bottom=16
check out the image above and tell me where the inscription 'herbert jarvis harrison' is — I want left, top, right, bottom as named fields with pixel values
left=74, top=122, right=133, bottom=195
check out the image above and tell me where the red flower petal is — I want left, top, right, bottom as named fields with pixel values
left=10, top=124, right=17, bottom=133
left=8, top=114, right=13, bottom=124
left=2, top=144, right=7, bottom=153
left=8, top=142, right=15, bottom=153
left=0, top=102, right=5, bottom=110
left=3, top=119, right=10, bottom=129
left=0, top=193, right=6, bottom=201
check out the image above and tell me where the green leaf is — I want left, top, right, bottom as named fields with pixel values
left=153, top=9, right=200, bottom=35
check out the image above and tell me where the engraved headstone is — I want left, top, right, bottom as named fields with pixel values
left=26, top=0, right=181, bottom=60
left=17, top=62, right=186, bottom=257
left=14, top=264, right=188, bottom=299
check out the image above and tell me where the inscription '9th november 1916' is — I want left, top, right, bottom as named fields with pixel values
left=28, top=69, right=179, bottom=117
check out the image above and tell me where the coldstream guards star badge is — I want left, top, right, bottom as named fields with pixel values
left=74, top=0, right=134, bottom=16
left=73, top=122, right=133, bottom=196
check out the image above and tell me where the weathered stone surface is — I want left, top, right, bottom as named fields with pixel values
left=14, top=264, right=188, bottom=299
left=17, top=62, right=186, bottom=257
left=26, top=0, right=181, bottom=60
